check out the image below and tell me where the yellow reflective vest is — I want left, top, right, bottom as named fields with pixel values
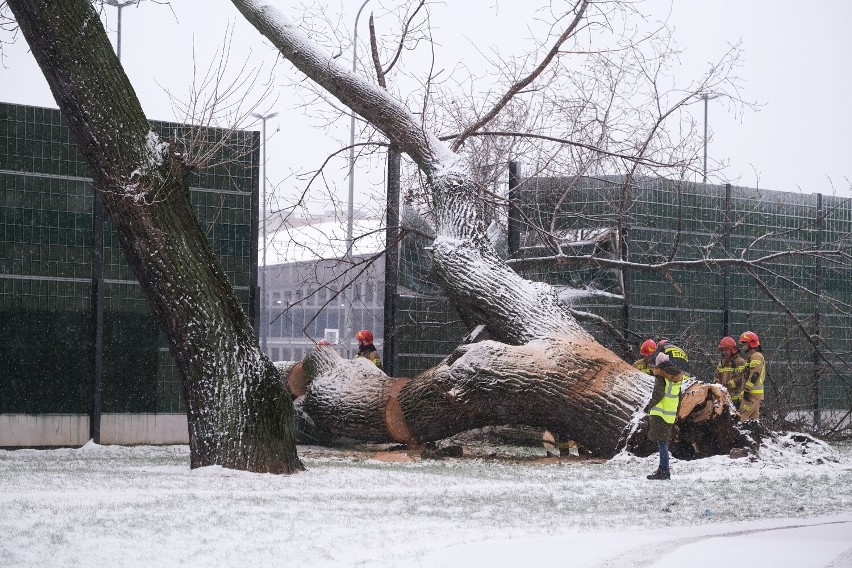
left=649, top=377, right=682, bottom=424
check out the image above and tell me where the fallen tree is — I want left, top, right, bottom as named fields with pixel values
left=238, top=1, right=758, bottom=459
left=282, top=345, right=758, bottom=459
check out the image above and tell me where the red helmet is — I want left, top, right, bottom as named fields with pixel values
left=718, top=336, right=737, bottom=350
left=640, top=339, right=657, bottom=356
left=317, top=339, right=331, bottom=347
left=356, top=329, right=373, bottom=343
left=739, top=331, right=760, bottom=348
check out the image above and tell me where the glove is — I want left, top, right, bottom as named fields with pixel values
left=743, top=392, right=751, bottom=403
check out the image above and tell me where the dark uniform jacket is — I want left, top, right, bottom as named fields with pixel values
left=356, top=344, right=382, bottom=370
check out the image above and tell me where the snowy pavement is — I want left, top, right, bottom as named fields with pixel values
left=1, top=441, right=851, bottom=567
left=407, top=517, right=852, bottom=568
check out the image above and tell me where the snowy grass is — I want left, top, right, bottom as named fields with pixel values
left=1, top=440, right=851, bottom=567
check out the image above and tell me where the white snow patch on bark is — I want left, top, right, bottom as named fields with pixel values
left=124, top=130, right=168, bottom=201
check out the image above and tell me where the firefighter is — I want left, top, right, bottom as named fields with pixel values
left=645, top=343, right=689, bottom=480
left=738, top=331, right=765, bottom=420
left=355, top=329, right=383, bottom=370
left=713, top=336, right=747, bottom=409
left=633, top=339, right=657, bottom=374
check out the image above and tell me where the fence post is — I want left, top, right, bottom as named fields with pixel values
left=723, top=183, right=731, bottom=337
left=507, top=161, right=521, bottom=256
left=812, top=192, right=823, bottom=428
left=90, top=188, right=104, bottom=444
left=621, top=186, right=631, bottom=340
left=383, top=144, right=401, bottom=376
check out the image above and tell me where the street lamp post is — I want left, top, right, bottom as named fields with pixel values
left=252, top=111, right=278, bottom=355
left=343, top=0, right=372, bottom=356
left=103, top=0, right=139, bottom=61
left=89, top=0, right=138, bottom=444
left=702, top=93, right=709, bottom=184
left=701, top=93, right=721, bottom=184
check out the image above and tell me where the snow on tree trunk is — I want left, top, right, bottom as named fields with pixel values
left=233, top=1, right=656, bottom=452
left=9, top=0, right=302, bottom=473
left=236, top=2, right=757, bottom=459
left=299, top=349, right=395, bottom=440
left=299, top=339, right=652, bottom=457
left=397, top=338, right=651, bottom=457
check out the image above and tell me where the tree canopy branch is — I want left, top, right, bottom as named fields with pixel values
left=450, top=0, right=589, bottom=152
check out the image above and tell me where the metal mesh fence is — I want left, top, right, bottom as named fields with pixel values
left=394, top=174, right=852, bottom=434
left=0, top=102, right=258, bottom=415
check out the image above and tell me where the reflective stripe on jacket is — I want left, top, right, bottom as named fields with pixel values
left=744, top=351, right=765, bottom=401
left=714, top=355, right=746, bottom=402
left=633, top=358, right=653, bottom=375
left=649, top=377, right=682, bottom=424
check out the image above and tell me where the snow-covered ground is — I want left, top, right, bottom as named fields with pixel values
left=1, top=440, right=851, bottom=567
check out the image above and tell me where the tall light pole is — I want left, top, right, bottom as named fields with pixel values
left=89, top=0, right=138, bottom=444
left=252, top=111, right=278, bottom=355
left=701, top=93, right=721, bottom=184
left=343, top=0, right=372, bottom=356
left=702, top=93, right=709, bottom=183
left=103, top=0, right=139, bottom=61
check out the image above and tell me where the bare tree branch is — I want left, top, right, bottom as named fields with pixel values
left=507, top=247, right=847, bottom=272
left=450, top=0, right=589, bottom=152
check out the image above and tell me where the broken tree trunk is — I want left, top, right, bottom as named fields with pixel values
left=291, top=340, right=649, bottom=457
left=236, top=2, right=755, bottom=460
left=623, top=381, right=755, bottom=459
left=286, top=350, right=756, bottom=459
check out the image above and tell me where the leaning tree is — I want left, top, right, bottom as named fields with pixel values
left=7, top=0, right=302, bottom=473
left=231, top=0, right=759, bottom=458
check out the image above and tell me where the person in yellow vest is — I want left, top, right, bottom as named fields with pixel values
left=645, top=343, right=689, bottom=480
left=738, top=331, right=765, bottom=420
left=633, top=339, right=657, bottom=374
left=713, top=336, right=747, bottom=409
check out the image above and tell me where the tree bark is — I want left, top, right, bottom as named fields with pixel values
left=291, top=348, right=754, bottom=459
left=232, top=1, right=651, bottom=455
left=8, top=0, right=302, bottom=473
left=236, top=2, right=754, bottom=460
left=295, top=341, right=652, bottom=458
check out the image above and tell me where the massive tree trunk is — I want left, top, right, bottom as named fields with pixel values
left=291, top=343, right=752, bottom=459
left=9, top=0, right=302, bottom=473
left=300, top=339, right=651, bottom=457
left=235, top=2, right=753, bottom=459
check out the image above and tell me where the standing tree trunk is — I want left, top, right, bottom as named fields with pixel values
left=8, top=0, right=302, bottom=473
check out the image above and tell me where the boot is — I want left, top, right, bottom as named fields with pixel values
left=646, top=468, right=671, bottom=480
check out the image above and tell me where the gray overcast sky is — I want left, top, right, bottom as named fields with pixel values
left=3, top=0, right=852, bottom=213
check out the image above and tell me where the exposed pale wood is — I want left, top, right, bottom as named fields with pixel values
left=285, top=362, right=309, bottom=397
left=678, top=382, right=728, bottom=422
left=385, top=378, right=414, bottom=443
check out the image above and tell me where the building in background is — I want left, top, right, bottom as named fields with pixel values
left=261, top=254, right=384, bottom=362
left=0, top=102, right=259, bottom=446
left=259, top=210, right=385, bottom=362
